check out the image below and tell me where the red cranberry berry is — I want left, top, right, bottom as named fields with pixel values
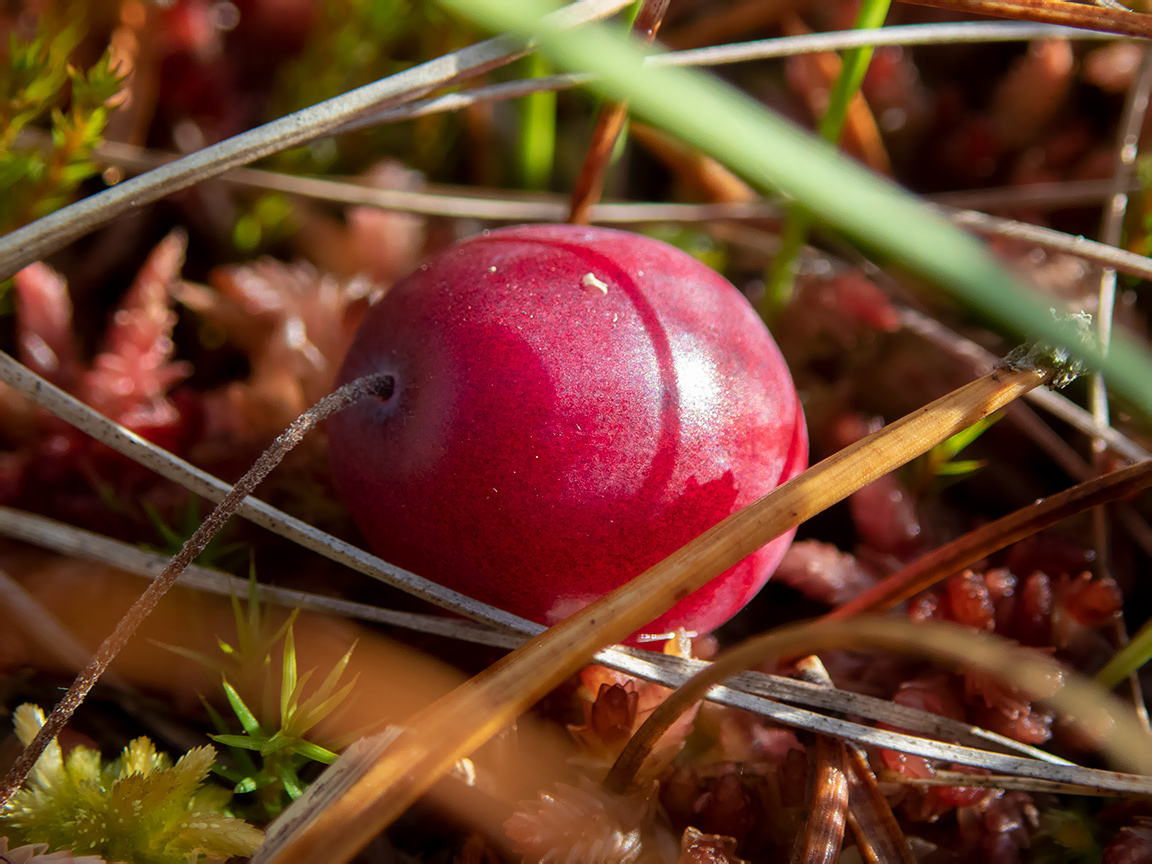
left=328, top=224, right=807, bottom=640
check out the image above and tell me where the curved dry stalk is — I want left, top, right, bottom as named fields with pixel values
left=252, top=364, right=1050, bottom=864
left=84, top=138, right=775, bottom=222
left=901, top=0, right=1152, bottom=37
left=1091, top=43, right=1152, bottom=723
left=0, top=512, right=1084, bottom=788
left=0, top=372, right=392, bottom=807
left=344, top=22, right=1113, bottom=132
left=0, top=0, right=633, bottom=281
left=656, top=21, right=1112, bottom=69
left=824, top=458, right=1152, bottom=621
left=604, top=618, right=1152, bottom=793
left=74, top=138, right=1152, bottom=286
left=0, top=506, right=528, bottom=651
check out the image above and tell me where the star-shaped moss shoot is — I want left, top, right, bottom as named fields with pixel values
left=1, top=705, right=263, bottom=863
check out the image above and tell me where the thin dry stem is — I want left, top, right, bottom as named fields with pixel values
left=931, top=178, right=1141, bottom=211
left=934, top=205, right=1152, bottom=282
left=792, top=735, right=849, bottom=864
left=0, top=372, right=392, bottom=807
left=0, top=0, right=633, bottom=280
left=568, top=0, right=670, bottom=224
left=1092, top=46, right=1152, bottom=723
left=824, top=459, right=1152, bottom=620
left=0, top=505, right=1068, bottom=768
left=844, top=746, right=918, bottom=864
left=899, top=0, right=1152, bottom=37
left=656, top=21, right=1109, bottom=68
left=604, top=618, right=1152, bottom=797
left=0, top=506, right=528, bottom=650
left=253, top=365, right=1049, bottom=864
left=791, top=657, right=853, bottom=864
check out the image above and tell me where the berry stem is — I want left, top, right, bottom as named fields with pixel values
left=0, top=372, right=393, bottom=808
left=255, top=362, right=1054, bottom=864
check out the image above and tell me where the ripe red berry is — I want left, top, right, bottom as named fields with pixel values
left=328, top=224, right=807, bottom=640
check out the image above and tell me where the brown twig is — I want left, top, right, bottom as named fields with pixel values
left=0, top=372, right=393, bottom=807
left=569, top=0, right=670, bottom=224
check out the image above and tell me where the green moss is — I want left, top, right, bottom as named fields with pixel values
left=1, top=705, right=263, bottom=864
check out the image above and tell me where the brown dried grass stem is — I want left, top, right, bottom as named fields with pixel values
left=605, top=618, right=1152, bottom=794
left=792, top=735, right=850, bottom=864
left=568, top=0, right=670, bottom=224
left=791, top=656, right=853, bottom=864
left=0, top=372, right=393, bottom=808
left=824, top=458, right=1152, bottom=622
left=898, top=0, right=1152, bottom=38
left=845, top=746, right=918, bottom=864
left=254, top=364, right=1047, bottom=864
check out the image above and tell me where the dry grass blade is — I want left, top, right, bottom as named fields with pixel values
left=0, top=372, right=391, bottom=806
left=0, top=352, right=538, bottom=633
left=0, top=505, right=1081, bottom=775
left=0, top=0, right=633, bottom=281
left=569, top=0, right=670, bottom=224
left=900, top=0, right=1152, bottom=37
left=252, top=364, right=1049, bottom=864
left=897, top=308, right=1151, bottom=462
left=935, top=206, right=1152, bottom=282
left=845, top=746, right=918, bottom=864
left=825, top=459, right=1152, bottom=620
left=604, top=618, right=1152, bottom=793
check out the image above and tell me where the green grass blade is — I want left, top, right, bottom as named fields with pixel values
left=441, top=0, right=1152, bottom=414
left=765, top=0, right=892, bottom=314
left=1097, top=618, right=1152, bottom=689
left=518, top=53, right=558, bottom=189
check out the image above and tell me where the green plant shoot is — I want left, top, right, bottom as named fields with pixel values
left=764, top=0, right=893, bottom=318
left=0, top=705, right=262, bottom=863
